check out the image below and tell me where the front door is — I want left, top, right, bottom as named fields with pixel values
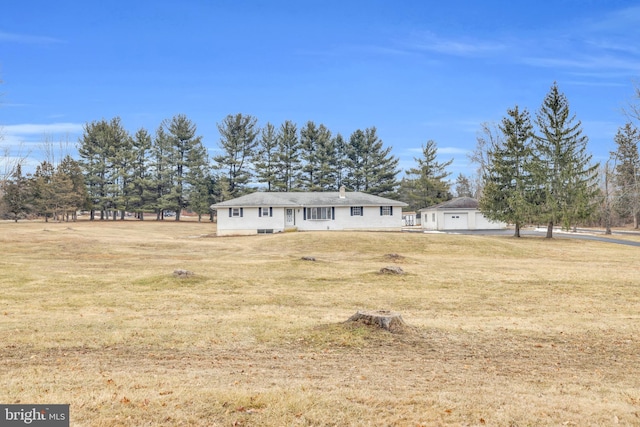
left=285, top=208, right=295, bottom=226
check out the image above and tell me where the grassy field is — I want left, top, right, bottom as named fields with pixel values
left=1, top=220, right=639, bottom=426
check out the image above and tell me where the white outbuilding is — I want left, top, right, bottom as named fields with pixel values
left=420, top=197, right=506, bottom=231
left=210, top=187, right=408, bottom=236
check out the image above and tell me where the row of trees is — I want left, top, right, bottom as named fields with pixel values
left=214, top=115, right=400, bottom=197
left=2, top=82, right=640, bottom=234
left=1, top=154, right=87, bottom=222
left=0, top=114, right=406, bottom=221
left=478, top=82, right=640, bottom=237
left=479, top=84, right=598, bottom=238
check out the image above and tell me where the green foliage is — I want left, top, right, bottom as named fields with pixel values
left=400, top=139, right=452, bottom=211
left=163, top=114, right=206, bottom=220
left=274, top=120, right=301, bottom=192
left=1, top=164, right=30, bottom=221
left=533, top=83, right=600, bottom=236
left=480, top=106, right=536, bottom=237
left=343, top=127, right=399, bottom=196
left=77, top=117, right=132, bottom=219
left=254, top=122, right=278, bottom=191
left=299, top=121, right=338, bottom=191
left=214, top=113, right=259, bottom=198
left=129, top=128, right=155, bottom=218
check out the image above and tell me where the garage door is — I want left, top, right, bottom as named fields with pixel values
left=443, top=212, right=468, bottom=230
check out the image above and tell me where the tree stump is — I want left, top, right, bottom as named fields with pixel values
left=173, top=269, right=195, bottom=277
left=346, top=310, right=408, bottom=333
left=379, top=266, right=404, bottom=275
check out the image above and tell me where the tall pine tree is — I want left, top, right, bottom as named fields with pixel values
left=343, top=127, right=398, bottom=196
left=163, top=114, right=206, bottom=220
left=214, top=114, right=259, bottom=198
left=274, top=120, right=301, bottom=192
left=299, top=121, right=336, bottom=191
left=400, top=139, right=452, bottom=211
left=534, top=83, right=599, bottom=237
left=254, top=122, right=278, bottom=191
left=480, top=106, right=535, bottom=237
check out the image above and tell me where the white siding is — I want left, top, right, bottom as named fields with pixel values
left=421, top=208, right=506, bottom=231
left=299, top=206, right=402, bottom=231
left=421, top=209, right=438, bottom=230
left=216, top=205, right=403, bottom=235
left=474, top=212, right=505, bottom=229
left=216, top=207, right=287, bottom=236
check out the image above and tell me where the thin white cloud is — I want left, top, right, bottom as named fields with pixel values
left=1, top=123, right=83, bottom=156
left=407, top=32, right=505, bottom=57
left=587, top=5, right=640, bottom=35
left=4, top=123, right=83, bottom=135
left=439, top=146, right=470, bottom=155
left=517, top=6, right=640, bottom=75
left=0, top=31, right=63, bottom=44
left=522, top=54, right=640, bottom=72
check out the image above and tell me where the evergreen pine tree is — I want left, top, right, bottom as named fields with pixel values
left=130, top=128, right=154, bottom=219
left=274, top=120, right=301, bottom=192
left=78, top=119, right=111, bottom=220
left=2, top=164, right=30, bottom=222
left=480, top=106, right=535, bottom=237
left=254, top=122, right=278, bottom=191
left=400, top=139, right=452, bottom=211
left=214, top=113, right=259, bottom=198
left=534, top=83, right=599, bottom=237
left=343, top=127, right=399, bottom=196
left=150, top=125, right=175, bottom=219
left=299, top=121, right=336, bottom=191
left=162, top=114, right=206, bottom=220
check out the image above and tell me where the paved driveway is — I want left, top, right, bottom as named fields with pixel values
left=407, top=227, right=640, bottom=247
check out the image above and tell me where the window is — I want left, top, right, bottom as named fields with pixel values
left=380, top=206, right=393, bottom=216
left=305, top=207, right=333, bottom=220
left=229, top=208, right=244, bottom=217
left=259, top=207, right=271, bottom=217
left=350, top=206, right=363, bottom=216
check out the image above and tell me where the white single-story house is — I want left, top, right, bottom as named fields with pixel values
left=210, top=187, right=408, bottom=236
left=420, top=197, right=506, bottom=231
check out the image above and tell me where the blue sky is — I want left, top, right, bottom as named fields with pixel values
left=2, top=0, right=640, bottom=178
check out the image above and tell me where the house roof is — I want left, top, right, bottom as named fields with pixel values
left=210, top=191, right=408, bottom=209
left=419, top=197, right=479, bottom=211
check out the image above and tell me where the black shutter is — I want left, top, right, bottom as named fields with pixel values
left=258, top=208, right=262, bottom=217
left=229, top=208, right=232, bottom=217
left=390, top=206, right=393, bottom=215
left=332, top=207, right=335, bottom=220
left=380, top=206, right=383, bottom=216
left=240, top=208, right=243, bottom=217
left=269, top=207, right=273, bottom=217
left=360, top=206, right=364, bottom=216
left=303, top=208, right=306, bottom=220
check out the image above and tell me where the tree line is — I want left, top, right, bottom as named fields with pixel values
left=476, top=82, right=640, bottom=237
left=2, top=82, right=640, bottom=234
left=0, top=114, right=404, bottom=221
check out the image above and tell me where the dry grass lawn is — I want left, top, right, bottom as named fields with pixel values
left=1, top=220, right=639, bottom=426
